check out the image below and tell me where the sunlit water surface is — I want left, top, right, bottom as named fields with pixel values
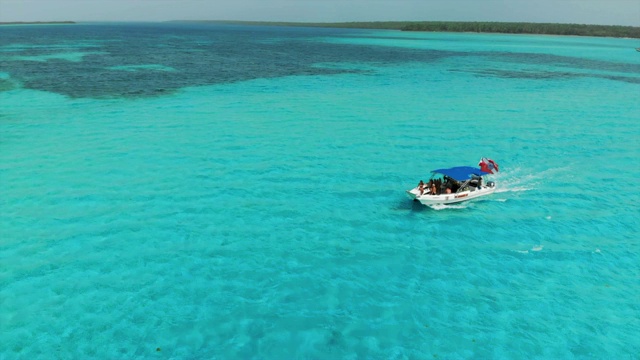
left=1, top=23, right=639, bottom=359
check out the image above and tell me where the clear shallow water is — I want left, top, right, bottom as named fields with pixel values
left=1, top=23, right=639, bottom=359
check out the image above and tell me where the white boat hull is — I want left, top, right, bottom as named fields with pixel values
left=406, top=184, right=496, bottom=206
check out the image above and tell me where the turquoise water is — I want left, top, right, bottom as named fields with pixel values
left=1, top=24, right=639, bottom=359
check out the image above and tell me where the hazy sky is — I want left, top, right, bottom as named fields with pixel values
left=1, top=0, right=638, bottom=26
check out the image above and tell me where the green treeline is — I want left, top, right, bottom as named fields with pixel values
left=401, top=22, right=640, bottom=38
left=184, top=20, right=640, bottom=38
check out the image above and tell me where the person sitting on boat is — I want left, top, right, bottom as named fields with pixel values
left=444, top=179, right=453, bottom=192
left=417, top=180, right=425, bottom=195
left=425, top=180, right=435, bottom=194
left=430, top=181, right=437, bottom=195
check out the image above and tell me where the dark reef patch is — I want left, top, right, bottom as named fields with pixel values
left=0, top=78, right=18, bottom=92
left=452, top=68, right=640, bottom=84
left=1, top=23, right=638, bottom=99
left=0, top=23, right=456, bottom=99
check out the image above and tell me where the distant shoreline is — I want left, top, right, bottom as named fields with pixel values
left=1, top=20, right=638, bottom=38
left=173, top=20, right=640, bottom=39
left=0, top=21, right=75, bottom=26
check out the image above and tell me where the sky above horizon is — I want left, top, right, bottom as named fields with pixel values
left=1, top=0, right=639, bottom=26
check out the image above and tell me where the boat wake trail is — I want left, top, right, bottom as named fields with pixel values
left=492, top=166, right=547, bottom=194
left=428, top=203, right=471, bottom=211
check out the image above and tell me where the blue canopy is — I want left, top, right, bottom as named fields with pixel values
left=432, top=166, right=489, bottom=181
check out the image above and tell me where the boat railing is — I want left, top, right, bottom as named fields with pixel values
left=457, top=179, right=472, bottom=193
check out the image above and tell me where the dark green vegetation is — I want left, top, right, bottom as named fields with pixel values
left=401, top=22, right=640, bottom=38
left=180, top=20, right=640, bottom=38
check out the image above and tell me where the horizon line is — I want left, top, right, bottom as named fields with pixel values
left=2, top=20, right=639, bottom=28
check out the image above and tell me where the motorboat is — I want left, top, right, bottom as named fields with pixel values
left=407, top=158, right=499, bottom=206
